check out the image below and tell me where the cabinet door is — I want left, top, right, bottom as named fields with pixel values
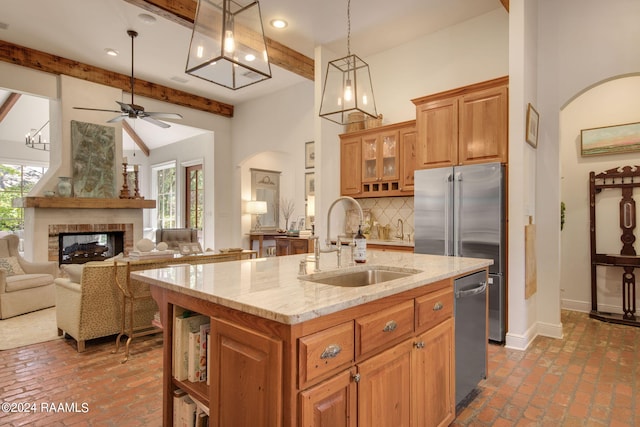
left=362, top=134, right=379, bottom=183
left=459, top=85, right=508, bottom=164
left=379, top=130, right=399, bottom=181
left=357, top=338, right=412, bottom=427
left=340, top=136, right=362, bottom=196
left=210, top=318, right=283, bottom=427
left=412, top=318, right=455, bottom=427
left=299, top=369, right=357, bottom=427
left=290, top=238, right=310, bottom=254
left=275, top=238, right=290, bottom=256
left=399, top=124, right=417, bottom=192
left=416, top=97, right=458, bottom=169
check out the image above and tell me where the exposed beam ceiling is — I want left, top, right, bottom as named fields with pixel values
left=0, top=40, right=234, bottom=118
left=0, top=92, right=20, bottom=122
left=122, top=120, right=151, bottom=156
left=500, top=0, right=509, bottom=12
left=124, top=0, right=315, bottom=81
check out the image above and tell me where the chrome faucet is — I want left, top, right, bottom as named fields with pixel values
left=396, top=218, right=404, bottom=240
left=321, top=196, right=364, bottom=267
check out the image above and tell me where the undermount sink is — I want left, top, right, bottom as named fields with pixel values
left=300, top=266, right=421, bottom=287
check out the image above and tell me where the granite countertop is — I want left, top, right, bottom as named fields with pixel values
left=132, top=250, right=491, bottom=325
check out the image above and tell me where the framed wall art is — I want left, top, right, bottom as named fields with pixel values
left=305, top=141, right=315, bottom=169
left=581, top=121, right=640, bottom=156
left=526, top=103, right=539, bottom=148
left=305, top=172, right=315, bottom=199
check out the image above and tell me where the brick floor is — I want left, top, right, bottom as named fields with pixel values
left=0, top=310, right=637, bottom=426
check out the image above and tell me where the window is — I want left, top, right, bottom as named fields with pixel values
left=185, top=164, right=203, bottom=230
left=152, top=162, right=177, bottom=229
left=0, top=164, right=47, bottom=231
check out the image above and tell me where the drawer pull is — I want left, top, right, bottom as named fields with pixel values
left=383, top=320, right=398, bottom=333
left=433, top=301, right=444, bottom=311
left=320, top=344, right=342, bottom=359
left=414, top=341, right=425, bottom=349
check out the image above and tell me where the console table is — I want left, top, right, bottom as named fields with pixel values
left=590, top=165, right=640, bottom=327
left=247, top=232, right=285, bottom=257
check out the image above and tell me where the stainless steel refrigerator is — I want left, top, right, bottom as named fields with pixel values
left=414, top=162, right=506, bottom=343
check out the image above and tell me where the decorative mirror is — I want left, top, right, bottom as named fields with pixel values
left=251, top=168, right=280, bottom=230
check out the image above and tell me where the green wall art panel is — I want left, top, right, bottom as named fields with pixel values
left=71, top=120, right=116, bottom=198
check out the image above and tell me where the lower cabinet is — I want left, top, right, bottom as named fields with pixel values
left=209, top=318, right=283, bottom=427
left=155, top=274, right=466, bottom=427
left=299, top=320, right=454, bottom=427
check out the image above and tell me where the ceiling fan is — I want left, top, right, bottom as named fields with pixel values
left=74, top=30, right=182, bottom=128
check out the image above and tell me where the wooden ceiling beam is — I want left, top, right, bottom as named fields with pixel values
left=124, top=0, right=315, bottom=81
left=0, top=92, right=21, bottom=123
left=500, top=0, right=509, bottom=12
left=122, top=120, right=151, bottom=156
left=0, top=40, right=234, bottom=118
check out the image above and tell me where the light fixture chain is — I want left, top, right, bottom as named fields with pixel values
left=347, top=0, right=351, bottom=56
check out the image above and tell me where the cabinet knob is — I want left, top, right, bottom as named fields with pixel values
left=382, top=320, right=398, bottom=333
left=414, top=341, right=425, bottom=349
left=433, top=301, right=444, bottom=311
left=320, top=344, right=342, bottom=359
left=352, top=372, right=361, bottom=383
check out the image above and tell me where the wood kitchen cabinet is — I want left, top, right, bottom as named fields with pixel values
left=151, top=270, right=472, bottom=427
left=413, top=76, right=508, bottom=169
left=339, top=120, right=416, bottom=198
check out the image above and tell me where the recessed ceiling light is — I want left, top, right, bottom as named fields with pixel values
left=138, top=13, right=157, bottom=24
left=104, top=48, right=119, bottom=57
left=270, top=19, right=288, bottom=29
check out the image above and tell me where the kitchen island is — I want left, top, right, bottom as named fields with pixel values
left=133, top=250, right=491, bottom=427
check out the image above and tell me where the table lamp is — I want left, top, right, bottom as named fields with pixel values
left=246, top=200, right=268, bottom=231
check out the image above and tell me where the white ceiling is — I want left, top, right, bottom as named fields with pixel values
left=0, top=0, right=501, bottom=152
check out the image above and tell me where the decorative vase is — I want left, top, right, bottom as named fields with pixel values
left=57, top=177, right=73, bottom=197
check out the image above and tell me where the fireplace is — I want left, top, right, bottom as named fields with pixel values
left=59, top=231, right=124, bottom=264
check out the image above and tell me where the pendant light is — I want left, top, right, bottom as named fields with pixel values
left=319, top=0, right=377, bottom=125
left=186, top=0, right=271, bottom=90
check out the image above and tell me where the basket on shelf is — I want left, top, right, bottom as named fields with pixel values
left=365, top=114, right=383, bottom=129
left=345, top=112, right=365, bottom=133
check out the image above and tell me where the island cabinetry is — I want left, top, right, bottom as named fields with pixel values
left=151, top=271, right=465, bottom=427
left=297, top=280, right=455, bottom=427
left=340, top=120, right=416, bottom=198
left=412, top=76, right=508, bottom=169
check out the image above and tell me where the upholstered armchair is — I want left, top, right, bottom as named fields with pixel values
left=54, top=261, right=157, bottom=352
left=0, top=234, right=57, bottom=319
left=155, top=228, right=198, bottom=250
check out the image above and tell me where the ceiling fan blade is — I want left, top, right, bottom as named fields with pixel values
left=141, top=115, right=171, bottom=128
left=107, top=115, right=127, bottom=123
left=144, top=112, right=183, bottom=120
left=73, top=106, right=122, bottom=114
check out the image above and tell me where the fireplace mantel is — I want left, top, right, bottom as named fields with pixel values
left=14, top=197, right=156, bottom=209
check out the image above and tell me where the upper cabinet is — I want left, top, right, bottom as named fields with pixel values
left=340, top=120, right=416, bottom=198
left=412, top=76, right=508, bottom=169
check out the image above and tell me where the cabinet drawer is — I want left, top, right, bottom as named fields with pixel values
left=415, top=288, right=453, bottom=332
left=298, top=321, right=354, bottom=388
left=356, top=300, right=414, bottom=357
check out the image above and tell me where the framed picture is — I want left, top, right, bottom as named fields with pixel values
left=581, top=121, right=640, bottom=156
left=290, top=221, right=297, bottom=231
left=305, top=172, right=315, bottom=199
left=179, top=242, right=203, bottom=255
left=297, top=216, right=306, bottom=231
left=526, top=103, right=539, bottom=148
left=305, top=141, right=315, bottom=169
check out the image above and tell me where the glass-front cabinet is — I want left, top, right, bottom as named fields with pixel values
left=362, top=130, right=399, bottom=183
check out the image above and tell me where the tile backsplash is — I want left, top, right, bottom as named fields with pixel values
left=357, top=197, right=414, bottom=240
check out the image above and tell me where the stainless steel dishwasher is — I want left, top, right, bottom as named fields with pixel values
left=454, top=270, right=488, bottom=408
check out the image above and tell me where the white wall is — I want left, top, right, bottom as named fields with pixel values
left=231, top=80, right=315, bottom=248
left=560, top=76, right=640, bottom=313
